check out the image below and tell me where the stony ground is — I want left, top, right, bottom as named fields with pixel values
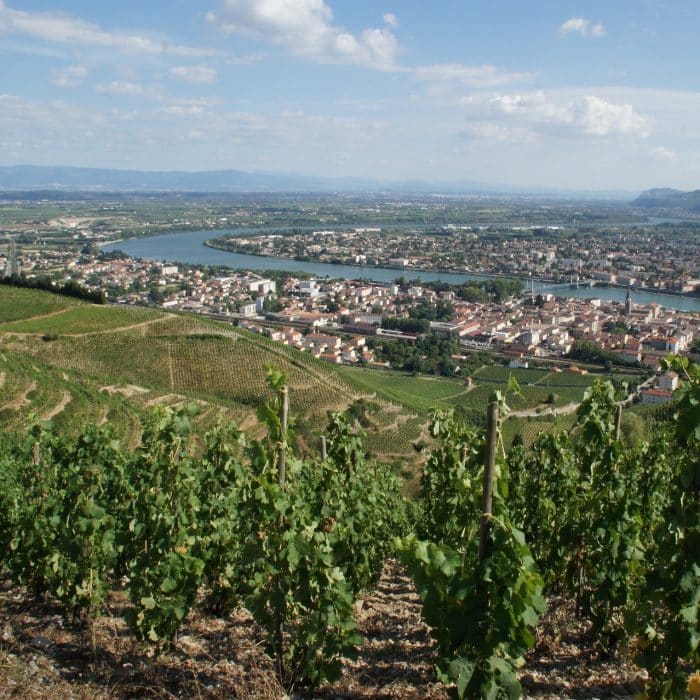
left=0, top=561, right=647, bottom=699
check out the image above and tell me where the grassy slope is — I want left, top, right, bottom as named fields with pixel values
left=1, top=287, right=612, bottom=462
left=0, top=286, right=82, bottom=322
left=0, top=289, right=431, bottom=461
left=0, top=304, right=163, bottom=334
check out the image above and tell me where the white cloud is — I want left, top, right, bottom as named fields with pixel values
left=572, top=96, right=647, bottom=136
left=207, top=0, right=398, bottom=69
left=461, top=121, right=536, bottom=144
left=648, top=145, right=678, bottom=162
left=51, top=64, right=88, bottom=88
left=483, top=91, right=649, bottom=137
left=383, top=13, right=399, bottom=29
left=95, top=80, right=163, bottom=99
left=559, top=17, right=605, bottom=38
left=414, top=63, right=533, bottom=88
left=171, top=65, right=217, bottom=83
left=0, top=0, right=217, bottom=56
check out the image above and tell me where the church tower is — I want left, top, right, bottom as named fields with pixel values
left=6, top=236, right=18, bottom=277
left=625, top=288, right=632, bottom=316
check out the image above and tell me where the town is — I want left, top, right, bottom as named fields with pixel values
left=210, top=223, right=700, bottom=294
left=2, top=239, right=698, bottom=407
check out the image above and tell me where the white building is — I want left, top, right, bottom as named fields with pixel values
left=658, top=371, right=679, bottom=392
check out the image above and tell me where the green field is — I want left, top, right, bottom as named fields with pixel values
left=337, top=367, right=469, bottom=415
left=536, top=372, right=599, bottom=387
left=472, top=366, right=550, bottom=384
left=0, top=286, right=82, bottom=323
left=0, top=304, right=164, bottom=334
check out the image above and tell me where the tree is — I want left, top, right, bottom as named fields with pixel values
left=148, top=287, right=165, bottom=305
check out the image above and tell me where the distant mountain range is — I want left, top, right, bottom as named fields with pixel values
left=0, top=164, right=634, bottom=199
left=632, top=188, right=700, bottom=212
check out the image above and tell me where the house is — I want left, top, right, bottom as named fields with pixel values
left=658, top=371, right=679, bottom=392
left=640, top=388, right=673, bottom=405
left=238, top=302, right=257, bottom=317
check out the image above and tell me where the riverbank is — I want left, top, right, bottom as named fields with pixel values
left=203, top=238, right=554, bottom=285
left=104, top=230, right=700, bottom=313
left=205, top=238, right=700, bottom=302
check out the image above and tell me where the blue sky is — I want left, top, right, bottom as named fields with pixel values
left=1, top=0, right=699, bottom=190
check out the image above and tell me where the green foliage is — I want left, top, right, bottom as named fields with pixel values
left=399, top=525, right=545, bottom=700
left=381, top=316, right=430, bottom=334
left=6, top=425, right=126, bottom=621
left=123, top=405, right=206, bottom=644
left=569, top=339, right=641, bottom=368
left=417, top=411, right=484, bottom=545
left=197, top=421, right=248, bottom=614
left=630, top=356, right=700, bottom=698
left=401, top=409, right=545, bottom=699
left=508, top=380, right=672, bottom=650
left=235, top=395, right=361, bottom=690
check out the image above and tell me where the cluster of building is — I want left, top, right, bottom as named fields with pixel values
left=2, top=248, right=697, bottom=401
left=238, top=321, right=374, bottom=365
left=217, top=226, right=700, bottom=294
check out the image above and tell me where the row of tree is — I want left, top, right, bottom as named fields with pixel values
left=1, top=275, right=106, bottom=304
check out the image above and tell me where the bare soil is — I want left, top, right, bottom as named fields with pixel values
left=0, top=561, right=646, bottom=699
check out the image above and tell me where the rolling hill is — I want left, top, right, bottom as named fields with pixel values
left=632, top=187, right=700, bottom=212
left=0, top=286, right=604, bottom=473
left=0, top=287, right=429, bottom=465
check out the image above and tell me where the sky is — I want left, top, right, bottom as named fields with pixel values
left=1, top=0, right=699, bottom=191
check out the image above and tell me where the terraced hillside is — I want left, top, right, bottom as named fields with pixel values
left=0, top=289, right=430, bottom=462
left=2, top=287, right=630, bottom=467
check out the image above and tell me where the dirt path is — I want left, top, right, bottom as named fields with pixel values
left=0, top=380, right=36, bottom=411
left=40, top=390, right=72, bottom=421
left=144, top=393, right=182, bottom=408
left=73, top=314, right=175, bottom=336
left=11, top=307, right=75, bottom=323
left=510, top=401, right=580, bottom=418
left=100, top=384, right=150, bottom=398
left=439, top=384, right=477, bottom=401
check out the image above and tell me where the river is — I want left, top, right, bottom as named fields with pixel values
left=104, top=229, right=700, bottom=313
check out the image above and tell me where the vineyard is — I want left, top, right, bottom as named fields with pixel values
left=1, top=288, right=645, bottom=465
left=0, top=289, right=434, bottom=462
left=0, top=357, right=697, bottom=698
left=0, top=286, right=83, bottom=323
left=0, top=304, right=164, bottom=335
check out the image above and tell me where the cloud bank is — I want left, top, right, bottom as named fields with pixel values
left=207, top=0, right=398, bottom=69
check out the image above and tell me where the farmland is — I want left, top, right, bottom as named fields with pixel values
left=337, top=367, right=467, bottom=415
left=0, top=288, right=437, bottom=464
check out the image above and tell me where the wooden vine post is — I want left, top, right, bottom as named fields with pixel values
left=275, top=383, right=289, bottom=683
left=615, top=403, right=623, bottom=441
left=479, top=401, right=500, bottom=562
left=278, top=385, right=289, bottom=488
left=320, top=435, right=327, bottom=460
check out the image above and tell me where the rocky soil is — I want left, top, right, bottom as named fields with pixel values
left=0, top=561, right=647, bottom=699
